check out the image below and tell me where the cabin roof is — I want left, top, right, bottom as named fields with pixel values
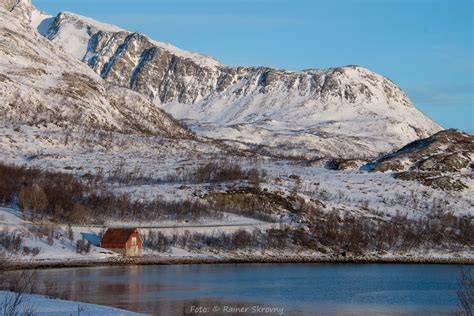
left=101, top=228, right=138, bottom=244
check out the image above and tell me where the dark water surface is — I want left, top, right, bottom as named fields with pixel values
left=30, top=263, right=466, bottom=315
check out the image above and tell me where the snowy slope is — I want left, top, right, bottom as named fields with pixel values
left=0, top=4, right=191, bottom=138
left=1, top=125, right=472, bottom=222
left=23, top=1, right=443, bottom=158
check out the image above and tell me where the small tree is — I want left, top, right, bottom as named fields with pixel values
left=76, top=236, right=90, bottom=254
left=232, top=230, right=251, bottom=250
left=18, top=184, right=48, bottom=218
left=66, top=224, right=74, bottom=242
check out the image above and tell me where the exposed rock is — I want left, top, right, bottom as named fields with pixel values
left=370, top=129, right=473, bottom=190
left=326, top=159, right=363, bottom=171
left=416, top=152, right=471, bottom=172
left=371, top=129, right=473, bottom=173
left=395, top=172, right=468, bottom=191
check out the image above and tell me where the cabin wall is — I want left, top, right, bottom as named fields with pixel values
left=101, top=230, right=143, bottom=256
left=125, top=232, right=142, bottom=256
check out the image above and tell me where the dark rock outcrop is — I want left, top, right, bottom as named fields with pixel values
left=369, top=129, right=473, bottom=190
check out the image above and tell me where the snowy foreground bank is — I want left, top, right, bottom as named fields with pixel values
left=0, top=291, right=143, bottom=316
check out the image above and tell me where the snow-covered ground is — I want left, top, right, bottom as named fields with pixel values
left=0, top=205, right=278, bottom=263
left=0, top=207, right=119, bottom=262
left=0, top=125, right=472, bottom=225
left=1, top=124, right=472, bottom=221
left=0, top=0, right=471, bottom=270
left=0, top=123, right=472, bottom=264
left=0, top=291, right=143, bottom=315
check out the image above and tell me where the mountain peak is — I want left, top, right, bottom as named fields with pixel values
left=47, top=10, right=224, bottom=69
left=55, top=11, right=125, bottom=33
left=37, top=7, right=442, bottom=157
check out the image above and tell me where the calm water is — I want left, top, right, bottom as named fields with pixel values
left=29, top=263, right=466, bottom=315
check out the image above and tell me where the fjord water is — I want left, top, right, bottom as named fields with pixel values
left=33, top=264, right=463, bottom=315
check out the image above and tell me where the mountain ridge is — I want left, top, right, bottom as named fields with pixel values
left=4, top=0, right=443, bottom=158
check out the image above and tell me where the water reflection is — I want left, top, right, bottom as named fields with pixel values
left=10, top=264, right=462, bottom=315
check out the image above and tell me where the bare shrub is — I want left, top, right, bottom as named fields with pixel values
left=143, top=231, right=172, bottom=253
left=265, top=228, right=289, bottom=249
left=76, top=236, right=91, bottom=254
left=232, top=230, right=252, bottom=250
left=0, top=270, right=37, bottom=315
left=309, top=211, right=473, bottom=255
left=166, top=228, right=291, bottom=252
left=206, top=188, right=288, bottom=222
left=0, top=229, right=23, bottom=253
left=18, top=184, right=48, bottom=218
left=0, top=251, right=7, bottom=280
left=167, top=161, right=266, bottom=185
left=42, top=279, right=70, bottom=300
left=0, top=162, right=223, bottom=224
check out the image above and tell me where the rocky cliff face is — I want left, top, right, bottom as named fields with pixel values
left=0, top=4, right=192, bottom=138
left=0, top=0, right=17, bottom=10
left=46, top=12, right=410, bottom=108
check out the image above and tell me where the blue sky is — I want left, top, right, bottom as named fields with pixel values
left=34, top=0, right=473, bottom=133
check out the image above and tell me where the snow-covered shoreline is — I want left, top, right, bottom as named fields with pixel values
left=6, top=253, right=473, bottom=271
left=1, top=206, right=472, bottom=270
left=0, top=291, right=144, bottom=315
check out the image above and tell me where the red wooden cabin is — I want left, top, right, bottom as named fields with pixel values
left=100, top=228, right=142, bottom=256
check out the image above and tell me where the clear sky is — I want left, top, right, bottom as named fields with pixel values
left=34, top=0, right=473, bottom=133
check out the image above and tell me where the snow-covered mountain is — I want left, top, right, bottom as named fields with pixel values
left=5, top=0, right=440, bottom=158
left=0, top=2, right=191, bottom=138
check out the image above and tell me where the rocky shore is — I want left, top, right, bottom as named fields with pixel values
left=7, top=254, right=473, bottom=270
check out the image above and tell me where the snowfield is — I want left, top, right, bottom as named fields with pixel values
left=0, top=124, right=471, bottom=222
left=0, top=291, right=144, bottom=315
